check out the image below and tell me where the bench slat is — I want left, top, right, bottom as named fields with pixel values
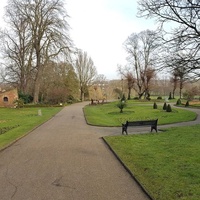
left=128, top=120, right=156, bottom=126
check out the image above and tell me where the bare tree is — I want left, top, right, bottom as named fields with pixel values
left=1, top=0, right=73, bottom=103
left=138, top=0, right=200, bottom=78
left=0, top=6, right=33, bottom=93
left=74, top=50, right=97, bottom=101
left=124, top=30, right=159, bottom=99
left=94, top=74, right=107, bottom=88
left=117, top=65, right=135, bottom=100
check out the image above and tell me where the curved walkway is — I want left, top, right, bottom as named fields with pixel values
left=0, top=102, right=150, bottom=200
left=0, top=102, right=199, bottom=200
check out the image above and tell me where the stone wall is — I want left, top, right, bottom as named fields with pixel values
left=0, top=89, right=18, bottom=107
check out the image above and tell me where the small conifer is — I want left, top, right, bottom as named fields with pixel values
left=176, top=99, right=181, bottom=105
left=166, top=104, right=172, bottom=112
left=185, top=100, right=189, bottom=107
left=163, top=102, right=167, bottom=110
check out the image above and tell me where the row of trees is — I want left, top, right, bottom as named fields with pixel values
left=119, top=0, right=200, bottom=100
left=0, top=0, right=98, bottom=104
left=1, top=0, right=200, bottom=103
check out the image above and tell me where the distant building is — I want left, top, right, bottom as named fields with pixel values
left=0, top=88, right=18, bottom=107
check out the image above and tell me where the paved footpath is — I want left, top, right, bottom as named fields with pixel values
left=0, top=102, right=150, bottom=200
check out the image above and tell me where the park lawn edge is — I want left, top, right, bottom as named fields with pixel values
left=103, top=126, right=200, bottom=200
left=102, top=136, right=154, bottom=200
left=0, top=107, right=63, bottom=151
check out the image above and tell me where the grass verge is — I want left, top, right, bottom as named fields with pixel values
left=104, top=125, right=200, bottom=200
left=0, top=107, right=63, bottom=150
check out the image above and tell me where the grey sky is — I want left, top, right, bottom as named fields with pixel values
left=0, top=0, right=157, bottom=80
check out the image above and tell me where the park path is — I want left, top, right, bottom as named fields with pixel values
left=0, top=102, right=150, bottom=200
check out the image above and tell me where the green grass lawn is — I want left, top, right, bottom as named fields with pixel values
left=85, top=101, right=199, bottom=199
left=83, top=101, right=196, bottom=126
left=104, top=125, right=200, bottom=200
left=0, top=107, right=63, bottom=149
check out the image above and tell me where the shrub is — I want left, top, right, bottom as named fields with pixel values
left=67, top=100, right=73, bottom=104
left=117, top=101, right=126, bottom=113
left=66, top=95, right=75, bottom=104
left=133, top=97, right=139, bottom=100
left=163, top=102, right=167, bottom=110
left=18, top=92, right=33, bottom=104
left=153, top=102, right=157, bottom=109
left=157, top=96, right=162, bottom=100
left=14, top=98, right=24, bottom=108
left=185, top=100, right=189, bottom=107
left=176, top=99, right=181, bottom=105
left=166, top=104, right=172, bottom=112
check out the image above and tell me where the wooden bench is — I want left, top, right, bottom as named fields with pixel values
left=122, top=119, right=158, bottom=135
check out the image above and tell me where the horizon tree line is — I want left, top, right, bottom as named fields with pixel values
left=1, top=0, right=200, bottom=103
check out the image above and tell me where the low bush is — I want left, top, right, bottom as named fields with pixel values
left=153, top=102, right=157, bottom=109
left=185, top=100, right=189, bottom=107
left=163, top=102, right=167, bottom=110
left=166, top=104, right=172, bottom=112
left=176, top=99, right=181, bottom=105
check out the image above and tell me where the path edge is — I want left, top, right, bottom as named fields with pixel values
left=102, top=137, right=154, bottom=200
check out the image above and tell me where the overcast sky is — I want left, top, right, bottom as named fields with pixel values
left=0, top=0, right=157, bottom=80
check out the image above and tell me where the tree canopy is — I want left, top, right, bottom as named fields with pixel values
left=138, top=0, right=200, bottom=78
left=1, top=0, right=73, bottom=103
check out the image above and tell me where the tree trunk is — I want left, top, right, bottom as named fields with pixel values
left=128, top=87, right=131, bottom=100
left=33, top=62, right=43, bottom=103
left=33, top=78, right=40, bottom=103
left=138, top=91, right=145, bottom=99
left=172, top=88, right=175, bottom=99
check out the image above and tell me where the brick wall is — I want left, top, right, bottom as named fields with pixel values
left=0, top=89, right=18, bottom=107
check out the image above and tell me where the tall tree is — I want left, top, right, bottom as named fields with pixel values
left=124, top=30, right=159, bottom=99
left=138, top=0, right=200, bottom=78
left=1, top=0, right=73, bottom=103
left=74, top=50, right=97, bottom=101
left=0, top=5, right=33, bottom=93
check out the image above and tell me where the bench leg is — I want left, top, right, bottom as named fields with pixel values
left=122, top=129, right=128, bottom=135
left=151, top=125, right=157, bottom=132
left=122, top=124, right=128, bottom=135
